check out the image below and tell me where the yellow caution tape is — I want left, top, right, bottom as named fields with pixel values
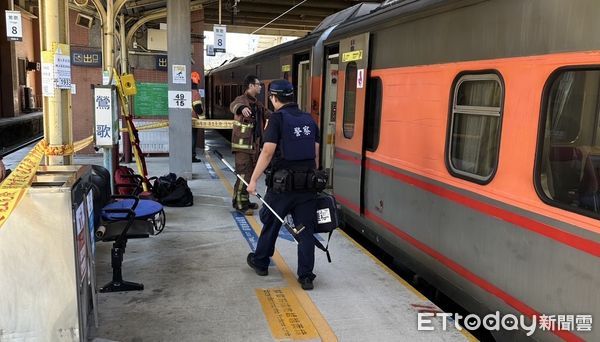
left=120, top=121, right=169, bottom=133
left=120, top=118, right=235, bottom=132
left=41, top=136, right=95, bottom=156
left=192, top=118, right=234, bottom=129
left=0, top=136, right=94, bottom=231
left=0, top=114, right=233, bottom=228
left=0, top=141, right=46, bottom=230
left=73, top=135, right=94, bottom=152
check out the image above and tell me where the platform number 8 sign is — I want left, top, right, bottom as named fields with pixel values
left=214, top=25, right=226, bottom=53
left=5, top=10, right=22, bottom=42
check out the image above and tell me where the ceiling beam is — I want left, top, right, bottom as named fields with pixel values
left=204, top=14, right=322, bottom=25
left=204, top=17, right=317, bottom=30
left=204, top=4, right=338, bottom=17
left=230, top=0, right=356, bottom=10
left=208, top=24, right=309, bottom=37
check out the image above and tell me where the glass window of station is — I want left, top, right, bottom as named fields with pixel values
left=447, top=73, right=503, bottom=183
left=537, top=68, right=600, bottom=217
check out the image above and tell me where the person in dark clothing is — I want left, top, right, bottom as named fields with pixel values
left=246, top=79, right=320, bottom=290
left=230, top=75, right=270, bottom=214
left=191, top=71, right=203, bottom=163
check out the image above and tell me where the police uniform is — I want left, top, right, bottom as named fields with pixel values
left=249, top=80, right=320, bottom=287
left=230, top=91, right=269, bottom=212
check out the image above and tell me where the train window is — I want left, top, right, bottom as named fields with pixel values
left=224, top=85, right=231, bottom=106
left=537, top=68, right=600, bottom=217
left=365, top=77, right=382, bottom=152
left=216, top=85, right=222, bottom=106
left=343, top=62, right=358, bottom=139
left=257, top=83, right=265, bottom=106
left=448, top=73, right=503, bottom=183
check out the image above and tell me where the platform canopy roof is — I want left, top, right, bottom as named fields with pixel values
left=69, top=0, right=385, bottom=37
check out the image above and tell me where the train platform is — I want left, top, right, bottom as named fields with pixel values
left=0, top=111, right=43, bottom=156
left=3, top=131, right=474, bottom=342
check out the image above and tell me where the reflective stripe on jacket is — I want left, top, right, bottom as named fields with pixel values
left=230, top=92, right=270, bottom=153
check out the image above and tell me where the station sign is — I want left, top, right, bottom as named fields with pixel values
left=168, top=90, right=191, bottom=109
left=94, top=86, right=119, bottom=146
left=342, top=50, right=363, bottom=63
left=281, top=64, right=291, bottom=72
left=71, top=48, right=102, bottom=67
left=206, top=44, right=215, bottom=56
left=156, top=55, right=167, bottom=71
left=5, top=10, right=22, bottom=41
left=213, top=25, right=226, bottom=53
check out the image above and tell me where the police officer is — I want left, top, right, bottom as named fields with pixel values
left=246, top=79, right=320, bottom=290
left=191, top=71, right=203, bottom=163
left=230, top=75, right=270, bottom=214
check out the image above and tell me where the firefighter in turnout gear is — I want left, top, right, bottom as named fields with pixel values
left=246, top=79, right=321, bottom=290
left=191, top=71, right=203, bottom=163
left=230, top=75, right=271, bottom=215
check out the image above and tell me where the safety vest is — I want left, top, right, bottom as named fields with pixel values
left=230, top=93, right=269, bottom=153
left=280, top=105, right=317, bottom=161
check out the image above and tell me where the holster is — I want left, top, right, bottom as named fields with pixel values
left=265, top=168, right=328, bottom=193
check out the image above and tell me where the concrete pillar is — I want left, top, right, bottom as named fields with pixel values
left=167, top=0, right=192, bottom=179
left=191, top=8, right=205, bottom=151
left=39, top=0, right=73, bottom=165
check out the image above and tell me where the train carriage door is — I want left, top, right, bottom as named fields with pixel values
left=334, top=33, right=369, bottom=215
left=322, top=52, right=339, bottom=187
left=280, top=55, right=292, bottom=82
left=297, top=60, right=311, bottom=112
left=208, top=75, right=214, bottom=118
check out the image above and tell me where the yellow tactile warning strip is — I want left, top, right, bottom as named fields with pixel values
left=207, top=152, right=337, bottom=342
left=255, top=288, right=319, bottom=340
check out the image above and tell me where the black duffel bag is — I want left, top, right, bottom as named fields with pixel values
left=152, top=173, right=177, bottom=199
left=153, top=174, right=194, bottom=207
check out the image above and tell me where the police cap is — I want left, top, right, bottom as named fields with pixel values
left=269, top=79, right=294, bottom=97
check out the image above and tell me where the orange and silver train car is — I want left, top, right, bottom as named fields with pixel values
left=207, top=0, right=600, bottom=340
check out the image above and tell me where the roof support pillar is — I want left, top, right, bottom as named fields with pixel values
left=167, top=0, right=192, bottom=179
left=39, top=0, right=73, bottom=165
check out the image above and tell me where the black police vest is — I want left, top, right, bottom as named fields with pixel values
left=279, top=107, right=316, bottom=161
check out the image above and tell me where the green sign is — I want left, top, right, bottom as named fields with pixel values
left=134, top=82, right=168, bottom=116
